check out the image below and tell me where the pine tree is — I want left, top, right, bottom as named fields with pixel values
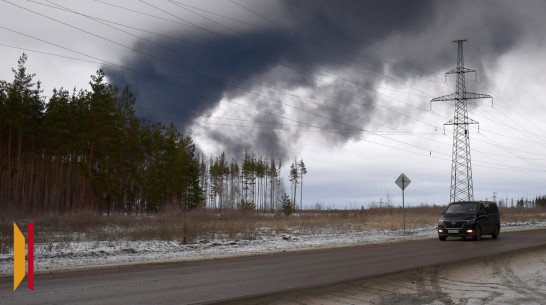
left=281, top=192, right=293, bottom=216
left=298, top=158, right=307, bottom=211
left=0, top=53, right=44, bottom=210
left=289, top=159, right=298, bottom=210
left=269, top=158, right=278, bottom=211
left=229, top=157, right=239, bottom=208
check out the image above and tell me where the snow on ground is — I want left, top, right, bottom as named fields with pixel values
left=1, top=220, right=545, bottom=275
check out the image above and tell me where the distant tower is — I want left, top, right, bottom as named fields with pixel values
left=431, top=40, right=492, bottom=203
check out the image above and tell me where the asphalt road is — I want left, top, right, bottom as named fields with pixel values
left=1, top=229, right=545, bottom=304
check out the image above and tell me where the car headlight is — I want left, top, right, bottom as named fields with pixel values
left=438, top=220, right=444, bottom=226
left=466, top=219, right=475, bottom=224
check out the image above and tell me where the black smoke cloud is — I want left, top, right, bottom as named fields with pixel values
left=103, top=0, right=525, bottom=159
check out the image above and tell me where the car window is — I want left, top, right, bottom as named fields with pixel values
left=446, top=203, right=479, bottom=214
left=491, top=204, right=499, bottom=214
left=483, top=202, right=499, bottom=214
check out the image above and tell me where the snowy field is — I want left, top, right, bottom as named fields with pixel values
left=1, top=220, right=545, bottom=275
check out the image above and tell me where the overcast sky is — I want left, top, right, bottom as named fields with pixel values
left=1, top=0, right=545, bottom=208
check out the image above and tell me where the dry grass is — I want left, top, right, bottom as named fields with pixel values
left=499, top=206, right=546, bottom=223
left=1, top=205, right=545, bottom=254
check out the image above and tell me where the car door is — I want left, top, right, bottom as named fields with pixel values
left=484, top=203, right=499, bottom=233
left=478, top=204, right=491, bottom=233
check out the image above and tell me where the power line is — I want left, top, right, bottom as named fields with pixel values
left=28, top=0, right=414, bottom=133
left=0, top=25, right=120, bottom=68
left=27, top=0, right=219, bottom=52
left=45, top=0, right=439, bottom=131
left=1, top=37, right=444, bottom=141
left=16, top=0, right=450, bottom=138
left=92, top=0, right=198, bottom=30
left=0, top=42, right=108, bottom=66
left=229, top=0, right=444, bottom=94
left=166, top=0, right=270, bottom=30
left=52, top=0, right=449, bottom=137
left=474, top=81, right=546, bottom=144
left=0, top=25, right=444, bottom=158
left=2, top=1, right=545, bottom=179
left=0, top=48, right=450, bottom=161
left=2, top=40, right=542, bottom=175
left=1, top=1, right=367, bottom=132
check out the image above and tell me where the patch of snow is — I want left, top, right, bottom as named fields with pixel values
left=1, top=221, right=545, bottom=275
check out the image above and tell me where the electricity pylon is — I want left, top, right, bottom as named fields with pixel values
left=431, top=40, right=492, bottom=203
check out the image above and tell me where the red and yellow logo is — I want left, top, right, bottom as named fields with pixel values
left=13, top=222, right=34, bottom=291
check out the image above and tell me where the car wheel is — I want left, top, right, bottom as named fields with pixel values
left=439, top=236, right=447, bottom=241
left=473, top=226, right=481, bottom=241
left=492, top=226, right=500, bottom=239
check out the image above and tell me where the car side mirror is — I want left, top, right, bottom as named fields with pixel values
left=441, top=211, right=445, bottom=216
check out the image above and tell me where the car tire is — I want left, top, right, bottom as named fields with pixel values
left=439, top=236, right=447, bottom=241
left=492, top=226, right=499, bottom=239
left=473, top=226, right=481, bottom=241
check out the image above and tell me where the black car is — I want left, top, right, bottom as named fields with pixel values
left=438, top=201, right=500, bottom=241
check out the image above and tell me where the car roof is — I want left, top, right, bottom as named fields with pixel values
left=450, top=201, right=497, bottom=205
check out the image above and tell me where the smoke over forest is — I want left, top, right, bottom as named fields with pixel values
left=104, top=0, right=526, bottom=160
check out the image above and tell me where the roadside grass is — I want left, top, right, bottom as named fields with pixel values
left=500, top=206, right=546, bottom=223
left=1, top=205, right=545, bottom=254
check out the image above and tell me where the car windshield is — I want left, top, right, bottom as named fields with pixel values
left=445, top=203, right=479, bottom=215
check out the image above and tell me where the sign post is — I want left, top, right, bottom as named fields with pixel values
left=395, top=173, right=411, bottom=230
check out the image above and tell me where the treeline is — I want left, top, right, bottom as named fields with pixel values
left=533, top=195, right=546, bottom=208
left=0, top=54, right=305, bottom=214
left=200, top=153, right=284, bottom=212
left=498, top=196, right=546, bottom=208
left=0, top=54, right=202, bottom=213
left=199, top=153, right=308, bottom=213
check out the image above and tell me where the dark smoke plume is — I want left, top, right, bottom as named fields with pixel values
left=104, top=0, right=525, bottom=159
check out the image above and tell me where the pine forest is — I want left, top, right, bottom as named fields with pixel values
left=0, top=54, right=304, bottom=214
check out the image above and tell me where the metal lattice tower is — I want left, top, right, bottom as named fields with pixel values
left=431, top=40, right=492, bottom=203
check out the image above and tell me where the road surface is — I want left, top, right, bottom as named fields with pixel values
left=1, top=229, right=545, bottom=304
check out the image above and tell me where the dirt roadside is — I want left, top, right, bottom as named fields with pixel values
left=234, top=244, right=546, bottom=305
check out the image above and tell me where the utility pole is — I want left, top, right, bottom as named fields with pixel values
left=431, top=40, right=492, bottom=203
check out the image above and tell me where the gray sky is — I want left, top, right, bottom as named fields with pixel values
left=1, top=0, right=545, bottom=208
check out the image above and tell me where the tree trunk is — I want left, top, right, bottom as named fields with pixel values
left=300, top=178, right=303, bottom=211
left=293, top=181, right=297, bottom=210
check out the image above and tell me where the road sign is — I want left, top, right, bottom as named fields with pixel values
left=395, top=173, right=411, bottom=190
left=395, top=173, right=411, bottom=230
